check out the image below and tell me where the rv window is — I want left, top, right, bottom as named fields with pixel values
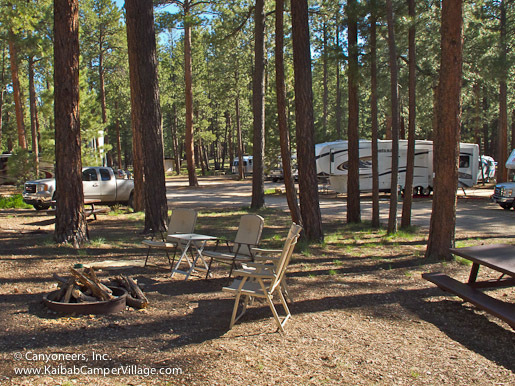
left=459, top=155, right=470, bottom=168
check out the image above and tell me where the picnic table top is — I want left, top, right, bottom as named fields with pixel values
left=449, top=244, right=515, bottom=277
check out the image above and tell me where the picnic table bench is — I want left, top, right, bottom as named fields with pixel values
left=423, top=244, right=515, bottom=329
left=46, top=200, right=109, bottom=221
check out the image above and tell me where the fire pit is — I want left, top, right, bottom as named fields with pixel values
left=43, top=286, right=127, bottom=314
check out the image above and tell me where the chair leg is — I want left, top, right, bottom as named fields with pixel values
left=277, top=288, right=291, bottom=327
left=144, top=247, right=151, bottom=267
left=229, top=291, right=242, bottom=329
left=264, top=292, right=285, bottom=333
left=205, top=257, right=214, bottom=280
left=281, top=280, right=294, bottom=304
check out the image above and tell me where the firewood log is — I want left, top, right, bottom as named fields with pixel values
left=70, top=268, right=112, bottom=301
left=83, top=267, right=113, bottom=295
left=55, top=278, right=75, bottom=302
left=126, top=276, right=148, bottom=307
left=71, top=287, right=98, bottom=302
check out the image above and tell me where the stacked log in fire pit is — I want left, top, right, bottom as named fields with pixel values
left=44, top=267, right=148, bottom=314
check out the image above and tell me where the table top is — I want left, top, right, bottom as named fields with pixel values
left=168, top=233, right=218, bottom=242
left=450, top=244, right=515, bottom=277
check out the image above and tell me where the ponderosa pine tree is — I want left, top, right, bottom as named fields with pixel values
left=53, top=0, right=88, bottom=247
left=291, top=0, right=323, bottom=242
left=426, top=0, right=464, bottom=260
left=125, top=0, right=168, bottom=234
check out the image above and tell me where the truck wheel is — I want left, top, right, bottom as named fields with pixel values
left=500, top=203, right=512, bottom=210
left=34, top=204, right=50, bottom=211
left=421, top=187, right=431, bottom=196
left=128, top=193, right=134, bottom=209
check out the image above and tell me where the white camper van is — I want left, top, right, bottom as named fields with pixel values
left=231, top=156, right=253, bottom=174
left=315, top=139, right=479, bottom=194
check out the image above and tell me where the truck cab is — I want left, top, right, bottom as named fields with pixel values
left=491, top=150, right=515, bottom=210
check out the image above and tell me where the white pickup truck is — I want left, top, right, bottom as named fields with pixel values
left=23, top=167, right=134, bottom=210
left=491, top=150, right=515, bottom=210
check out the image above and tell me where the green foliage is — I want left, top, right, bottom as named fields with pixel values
left=0, top=194, right=32, bottom=209
left=7, top=149, right=37, bottom=185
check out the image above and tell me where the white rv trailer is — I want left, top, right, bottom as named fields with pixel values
left=231, top=155, right=253, bottom=174
left=315, top=140, right=479, bottom=194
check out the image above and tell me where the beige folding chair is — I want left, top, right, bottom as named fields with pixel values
left=142, top=208, right=197, bottom=268
left=222, top=223, right=302, bottom=332
left=246, top=223, right=302, bottom=303
left=203, top=214, right=264, bottom=278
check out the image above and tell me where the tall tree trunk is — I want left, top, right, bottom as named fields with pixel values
left=386, top=0, right=400, bottom=234
left=235, top=70, right=244, bottom=180
left=98, top=38, right=112, bottom=167
left=497, top=0, right=508, bottom=183
left=126, top=3, right=144, bottom=212
left=184, top=0, right=198, bottom=187
left=426, top=0, right=463, bottom=260
left=8, top=34, right=27, bottom=149
left=251, top=0, right=266, bottom=209
left=482, top=92, right=490, bottom=155
left=291, top=0, right=323, bottom=242
left=0, top=45, right=5, bottom=149
left=171, top=104, right=180, bottom=174
left=115, top=101, right=123, bottom=169
left=335, top=22, right=342, bottom=139
left=225, top=110, right=233, bottom=172
left=54, top=0, right=87, bottom=247
left=401, top=0, right=416, bottom=229
left=347, top=0, right=361, bottom=224
left=370, top=0, right=380, bottom=228
left=322, top=22, right=328, bottom=137
left=28, top=56, right=40, bottom=177
left=276, top=0, right=301, bottom=225
left=473, top=83, right=481, bottom=151
left=126, top=0, right=168, bottom=233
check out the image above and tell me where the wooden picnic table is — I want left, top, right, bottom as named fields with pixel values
left=423, top=244, right=515, bottom=329
left=47, top=199, right=109, bottom=220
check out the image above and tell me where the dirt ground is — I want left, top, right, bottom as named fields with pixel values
left=0, top=179, right=514, bottom=385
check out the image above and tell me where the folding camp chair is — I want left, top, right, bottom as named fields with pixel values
left=202, top=214, right=264, bottom=279
left=141, top=208, right=197, bottom=268
left=222, top=223, right=302, bottom=332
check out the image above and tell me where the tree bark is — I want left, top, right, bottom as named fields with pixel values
left=347, top=0, right=361, bottom=224
left=251, top=0, right=266, bottom=209
left=370, top=0, right=380, bottom=228
left=8, top=34, right=27, bottom=149
left=322, top=22, right=328, bottom=137
left=28, top=56, right=40, bottom=178
left=276, top=0, right=301, bottom=225
left=335, top=19, right=342, bottom=139
left=426, top=0, right=463, bottom=260
left=497, top=0, right=508, bottom=183
left=126, top=2, right=145, bottom=212
left=53, top=0, right=88, bottom=247
left=401, top=0, right=416, bottom=229
left=125, top=0, right=168, bottom=234
left=183, top=0, right=198, bottom=187
left=386, top=0, right=400, bottom=234
left=291, top=0, right=323, bottom=242
left=235, top=89, right=244, bottom=180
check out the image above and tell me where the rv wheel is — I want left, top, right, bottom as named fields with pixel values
left=421, top=187, right=431, bottom=196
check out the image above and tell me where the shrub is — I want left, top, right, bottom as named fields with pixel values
left=0, top=194, right=32, bottom=209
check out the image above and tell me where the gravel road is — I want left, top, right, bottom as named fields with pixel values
left=165, top=176, right=514, bottom=237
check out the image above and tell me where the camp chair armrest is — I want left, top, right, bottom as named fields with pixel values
left=233, top=269, right=276, bottom=279
left=251, top=247, right=282, bottom=255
